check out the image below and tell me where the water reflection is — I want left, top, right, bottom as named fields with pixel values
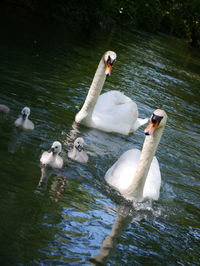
left=89, top=200, right=162, bottom=265
left=63, top=121, right=81, bottom=148
left=8, top=128, right=31, bottom=154
left=89, top=204, right=133, bottom=265
left=37, top=166, right=51, bottom=191
left=37, top=166, right=68, bottom=202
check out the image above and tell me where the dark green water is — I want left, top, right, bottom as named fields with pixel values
left=0, top=5, right=200, bottom=266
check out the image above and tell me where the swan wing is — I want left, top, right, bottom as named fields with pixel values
left=14, top=117, right=23, bottom=127
left=68, top=149, right=88, bottom=163
left=26, top=119, right=35, bottom=130
left=92, top=91, right=138, bottom=135
left=55, top=156, right=63, bottom=168
left=40, top=151, right=51, bottom=165
left=143, top=157, right=161, bottom=200
left=105, top=149, right=141, bottom=192
left=94, top=90, right=133, bottom=110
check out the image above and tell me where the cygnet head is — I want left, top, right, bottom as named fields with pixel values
left=74, top=137, right=85, bottom=152
left=103, top=51, right=117, bottom=76
left=144, top=109, right=167, bottom=136
left=21, top=107, right=31, bottom=120
left=49, top=141, right=62, bottom=154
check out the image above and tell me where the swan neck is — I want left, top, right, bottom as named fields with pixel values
left=75, top=57, right=106, bottom=123
left=126, top=127, right=164, bottom=201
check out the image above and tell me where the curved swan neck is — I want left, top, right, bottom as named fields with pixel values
left=75, top=57, right=106, bottom=124
left=125, top=127, right=164, bottom=201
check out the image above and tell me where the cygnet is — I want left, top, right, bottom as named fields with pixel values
left=68, top=137, right=88, bottom=163
left=14, top=107, right=34, bottom=130
left=0, top=104, right=10, bottom=114
left=40, top=141, right=63, bottom=169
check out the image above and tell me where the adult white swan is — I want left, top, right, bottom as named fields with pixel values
left=105, top=109, right=167, bottom=202
left=75, top=51, right=148, bottom=135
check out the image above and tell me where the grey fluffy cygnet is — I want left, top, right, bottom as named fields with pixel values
left=14, top=107, right=34, bottom=130
left=0, top=104, right=10, bottom=114
left=68, top=137, right=88, bottom=163
left=40, top=141, right=63, bottom=169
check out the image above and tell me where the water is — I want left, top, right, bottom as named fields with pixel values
left=0, top=5, right=200, bottom=266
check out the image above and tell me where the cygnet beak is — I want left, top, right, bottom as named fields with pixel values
left=76, top=144, right=83, bottom=152
left=22, top=113, right=27, bottom=120
left=48, top=147, right=55, bottom=153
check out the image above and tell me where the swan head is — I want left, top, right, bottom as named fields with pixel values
left=49, top=141, right=62, bottom=154
left=74, top=137, right=85, bottom=152
left=104, top=51, right=117, bottom=76
left=144, top=109, right=167, bottom=135
left=21, top=107, right=31, bottom=120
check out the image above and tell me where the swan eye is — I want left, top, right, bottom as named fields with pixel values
left=107, top=56, right=115, bottom=65
left=151, top=113, right=163, bottom=125
left=107, top=56, right=111, bottom=63
left=151, top=114, right=157, bottom=123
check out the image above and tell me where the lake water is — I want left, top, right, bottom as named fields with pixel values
left=0, top=5, right=200, bottom=266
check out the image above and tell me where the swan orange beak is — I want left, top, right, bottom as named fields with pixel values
left=105, top=61, right=113, bottom=76
left=144, top=120, right=159, bottom=135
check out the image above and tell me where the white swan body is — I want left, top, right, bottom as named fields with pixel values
left=105, top=109, right=167, bottom=202
left=14, top=107, right=34, bottom=130
left=105, top=149, right=161, bottom=201
left=40, top=141, right=63, bottom=169
left=68, top=137, right=88, bottom=163
left=75, top=51, right=148, bottom=135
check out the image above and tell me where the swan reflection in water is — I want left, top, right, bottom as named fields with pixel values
left=89, top=201, right=161, bottom=265
left=89, top=204, right=133, bottom=265
left=37, top=166, right=67, bottom=202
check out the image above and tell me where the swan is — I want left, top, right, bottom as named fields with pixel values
left=40, top=141, right=63, bottom=168
left=68, top=137, right=88, bottom=163
left=14, top=107, right=34, bottom=130
left=75, top=51, right=148, bottom=135
left=0, top=104, right=10, bottom=114
left=104, top=109, right=167, bottom=202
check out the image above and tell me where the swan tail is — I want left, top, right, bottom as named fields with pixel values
left=138, top=117, right=149, bottom=126
left=131, top=117, right=149, bottom=132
